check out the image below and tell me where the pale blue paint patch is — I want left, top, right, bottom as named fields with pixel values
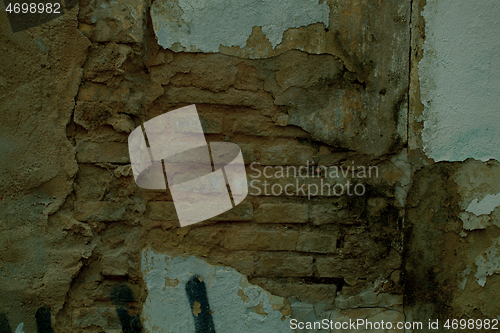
left=151, top=0, right=329, bottom=56
left=140, top=249, right=291, bottom=333
left=466, top=192, right=500, bottom=216
left=419, top=0, right=500, bottom=162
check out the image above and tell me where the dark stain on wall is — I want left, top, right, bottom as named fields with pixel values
left=111, top=284, right=143, bottom=333
left=35, top=306, right=54, bottom=333
left=0, top=313, right=12, bottom=333
left=185, top=275, right=216, bottom=333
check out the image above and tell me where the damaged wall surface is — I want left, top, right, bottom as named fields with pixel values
left=418, top=0, right=500, bottom=162
left=0, top=0, right=498, bottom=332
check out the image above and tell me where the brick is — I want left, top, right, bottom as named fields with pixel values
left=310, top=203, right=363, bottom=225
left=76, top=142, right=130, bottom=163
left=75, top=164, right=113, bottom=201
left=102, top=253, right=129, bottom=277
left=184, top=225, right=224, bottom=247
left=199, top=113, right=224, bottom=134
left=232, top=114, right=308, bottom=138
left=75, top=201, right=127, bottom=221
left=259, top=145, right=314, bottom=166
left=256, top=253, right=313, bottom=277
left=211, top=251, right=255, bottom=276
left=73, top=307, right=121, bottom=330
left=83, top=43, right=133, bottom=82
left=254, top=203, right=308, bottom=223
left=239, top=143, right=257, bottom=163
left=224, top=229, right=299, bottom=251
left=251, top=278, right=337, bottom=303
left=296, top=233, right=337, bottom=253
left=162, top=86, right=275, bottom=114
left=315, top=257, right=366, bottom=279
left=77, top=81, right=146, bottom=115
left=146, top=201, right=178, bottom=221
left=209, top=202, right=253, bottom=221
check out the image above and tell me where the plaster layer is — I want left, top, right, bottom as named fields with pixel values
left=419, top=0, right=500, bottom=162
left=475, top=237, right=500, bottom=287
left=141, top=249, right=291, bottom=333
left=151, top=0, right=329, bottom=56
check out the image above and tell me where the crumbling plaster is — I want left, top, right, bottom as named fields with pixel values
left=0, top=0, right=499, bottom=331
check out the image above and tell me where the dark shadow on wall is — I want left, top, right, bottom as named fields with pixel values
left=111, top=284, right=143, bottom=333
left=0, top=306, right=54, bottom=333
left=0, top=313, right=12, bottom=333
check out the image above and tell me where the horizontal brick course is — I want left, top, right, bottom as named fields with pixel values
left=259, top=145, right=315, bottom=166
left=209, top=202, right=253, bottom=221
left=75, top=201, right=127, bottom=221
left=223, top=229, right=299, bottom=251
left=256, top=252, right=313, bottom=277
left=146, top=201, right=177, bottom=221
left=211, top=250, right=255, bottom=276
left=232, top=114, right=308, bottom=138
left=253, top=203, right=308, bottom=223
left=296, top=233, right=337, bottom=253
left=250, top=278, right=337, bottom=303
left=76, top=142, right=130, bottom=163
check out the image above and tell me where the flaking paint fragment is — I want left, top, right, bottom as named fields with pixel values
left=141, top=249, right=291, bottom=332
left=475, top=237, right=500, bottom=287
left=466, top=192, right=500, bottom=216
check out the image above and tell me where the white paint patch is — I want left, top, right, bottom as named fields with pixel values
left=475, top=237, right=500, bottom=287
left=15, top=323, right=24, bottom=333
left=141, top=249, right=290, bottom=332
left=151, top=0, right=329, bottom=55
left=466, top=193, right=500, bottom=216
left=419, top=0, right=500, bottom=162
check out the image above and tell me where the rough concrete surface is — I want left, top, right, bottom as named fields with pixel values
left=0, top=0, right=498, bottom=331
left=419, top=0, right=500, bottom=162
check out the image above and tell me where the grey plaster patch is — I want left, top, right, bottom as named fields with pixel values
left=419, top=0, right=500, bottom=162
left=141, top=249, right=291, bottom=332
left=151, top=0, right=329, bottom=55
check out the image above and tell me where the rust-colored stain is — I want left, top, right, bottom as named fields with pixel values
left=384, top=170, right=403, bottom=183
left=247, top=301, right=268, bottom=316
left=237, top=289, right=249, bottom=302
left=192, top=301, right=201, bottom=316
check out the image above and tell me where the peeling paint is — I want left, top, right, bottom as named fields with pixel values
left=151, top=0, right=329, bottom=56
left=475, top=237, right=500, bottom=287
left=141, top=249, right=291, bottom=332
left=466, top=193, right=500, bottom=216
